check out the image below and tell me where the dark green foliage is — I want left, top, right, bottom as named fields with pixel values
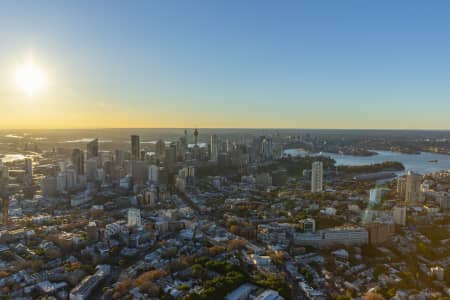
left=259, top=156, right=336, bottom=177
left=254, top=274, right=291, bottom=299
left=181, top=271, right=246, bottom=300
left=337, top=161, right=404, bottom=174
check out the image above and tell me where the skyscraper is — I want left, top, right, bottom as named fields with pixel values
left=405, top=171, right=422, bottom=203
left=0, top=161, right=7, bottom=180
left=210, top=134, right=219, bottom=161
left=114, top=149, right=126, bottom=167
left=155, top=139, right=165, bottom=158
left=128, top=208, right=142, bottom=227
left=71, top=149, right=85, bottom=175
left=311, top=161, right=323, bottom=193
left=396, top=177, right=406, bottom=197
left=393, top=205, right=407, bottom=226
left=130, top=160, right=147, bottom=184
left=0, top=161, right=9, bottom=199
left=194, top=128, right=199, bottom=145
left=24, top=158, right=33, bottom=177
left=148, top=165, right=159, bottom=184
left=86, top=138, right=99, bottom=159
left=41, top=176, right=57, bottom=197
left=369, top=188, right=382, bottom=205
left=164, top=143, right=177, bottom=171
left=86, top=159, right=98, bottom=182
left=131, top=135, right=140, bottom=160
left=177, top=136, right=187, bottom=161
left=261, top=137, right=273, bottom=160
left=0, top=196, right=8, bottom=225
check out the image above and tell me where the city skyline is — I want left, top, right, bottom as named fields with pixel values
left=1, top=2, right=450, bottom=298
left=2, top=1, right=450, bottom=129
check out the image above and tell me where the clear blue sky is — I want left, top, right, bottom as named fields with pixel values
left=1, top=0, right=450, bottom=129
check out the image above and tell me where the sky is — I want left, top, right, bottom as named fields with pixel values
left=1, top=0, right=450, bottom=129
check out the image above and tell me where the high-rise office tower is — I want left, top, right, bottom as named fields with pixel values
left=369, top=188, right=382, bottom=205
left=56, top=172, right=67, bottom=192
left=177, top=136, right=187, bottom=161
left=155, top=140, right=165, bottom=158
left=0, top=161, right=9, bottom=199
left=164, top=143, right=177, bottom=171
left=86, top=138, right=99, bottom=159
left=41, top=176, right=57, bottom=197
left=148, top=165, right=159, bottom=184
left=0, top=196, right=8, bottom=225
left=311, top=161, right=323, bottom=193
left=65, top=168, right=77, bottom=190
left=130, top=160, right=147, bottom=184
left=24, top=158, right=33, bottom=177
left=393, top=205, right=407, bottom=226
left=261, top=137, right=273, bottom=160
left=405, top=171, right=422, bottom=203
left=114, top=149, right=126, bottom=167
left=71, top=149, right=85, bottom=175
left=210, top=134, right=219, bottom=161
left=86, top=159, right=98, bottom=182
left=131, top=135, right=140, bottom=160
left=194, top=128, right=199, bottom=145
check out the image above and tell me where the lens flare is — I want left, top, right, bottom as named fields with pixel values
left=15, top=61, right=47, bottom=96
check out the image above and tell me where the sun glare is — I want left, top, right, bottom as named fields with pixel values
left=14, top=60, right=47, bottom=96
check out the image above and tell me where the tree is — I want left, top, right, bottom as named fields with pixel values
left=0, top=271, right=9, bottom=278
left=140, top=281, right=160, bottom=296
left=178, top=284, right=190, bottom=291
left=113, top=279, right=133, bottom=299
left=255, top=274, right=291, bottom=299
left=386, top=288, right=396, bottom=298
left=269, top=251, right=285, bottom=265
left=178, top=255, right=194, bottom=268
left=229, top=225, right=240, bottom=235
left=227, top=239, right=247, bottom=251
left=207, top=246, right=225, bottom=256
left=161, top=247, right=178, bottom=259
left=31, top=260, right=43, bottom=272
left=46, top=248, right=62, bottom=259
left=192, top=264, right=206, bottom=279
left=363, top=292, right=386, bottom=300
left=373, top=265, right=388, bottom=278
left=135, top=270, right=166, bottom=287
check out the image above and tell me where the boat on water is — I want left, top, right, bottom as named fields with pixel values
left=428, top=160, right=438, bottom=163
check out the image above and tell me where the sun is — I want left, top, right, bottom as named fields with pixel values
left=14, top=60, right=47, bottom=96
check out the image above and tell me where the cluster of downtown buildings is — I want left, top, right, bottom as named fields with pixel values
left=0, top=130, right=449, bottom=300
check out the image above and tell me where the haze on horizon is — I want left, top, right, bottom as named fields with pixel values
left=1, top=0, right=450, bottom=130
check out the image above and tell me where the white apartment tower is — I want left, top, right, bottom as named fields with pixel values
left=393, top=205, right=407, bottom=226
left=311, top=161, right=323, bottom=193
left=405, top=171, right=422, bottom=203
left=128, top=208, right=142, bottom=227
left=369, top=188, right=382, bottom=205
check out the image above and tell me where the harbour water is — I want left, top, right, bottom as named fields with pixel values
left=284, top=149, right=450, bottom=175
left=0, top=154, right=26, bottom=163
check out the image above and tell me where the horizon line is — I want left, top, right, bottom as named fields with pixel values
left=2, top=127, right=450, bottom=131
